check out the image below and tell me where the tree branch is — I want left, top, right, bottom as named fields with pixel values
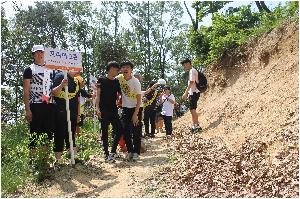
left=183, top=1, right=197, bottom=31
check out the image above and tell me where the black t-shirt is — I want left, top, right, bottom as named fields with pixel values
left=23, top=67, right=33, bottom=79
left=97, top=76, right=121, bottom=113
left=53, top=72, right=79, bottom=117
left=144, top=90, right=159, bottom=110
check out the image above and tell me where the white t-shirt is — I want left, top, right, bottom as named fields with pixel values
left=117, top=74, right=142, bottom=108
left=161, top=94, right=175, bottom=117
left=188, top=67, right=200, bottom=95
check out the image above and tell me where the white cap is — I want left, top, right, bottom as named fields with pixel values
left=157, top=78, right=166, bottom=85
left=31, top=45, right=45, bottom=52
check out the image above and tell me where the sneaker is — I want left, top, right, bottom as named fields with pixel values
left=166, top=135, right=172, bottom=140
left=107, top=155, right=115, bottom=163
left=132, top=153, right=139, bottom=161
left=108, top=153, right=117, bottom=162
left=110, top=152, right=118, bottom=158
left=191, top=126, right=203, bottom=133
left=125, top=152, right=133, bottom=162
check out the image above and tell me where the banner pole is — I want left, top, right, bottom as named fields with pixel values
left=64, top=71, right=75, bottom=167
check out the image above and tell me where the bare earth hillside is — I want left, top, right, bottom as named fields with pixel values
left=145, top=21, right=299, bottom=197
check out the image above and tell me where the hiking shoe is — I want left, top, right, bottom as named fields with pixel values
left=191, top=126, right=203, bottom=133
left=132, top=153, right=139, bottom=161
left=107, top=153, right=117, bottom=163
left=107, top=155, right=115, bottom=163
left=125, top=152, right=134, bottom=162
left=110, top=153, right=118, bottom=160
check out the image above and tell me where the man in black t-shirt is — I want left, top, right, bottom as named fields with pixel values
left=52, top=71, right=80, bottom=164
left=23, top=45, right=56, bottom=159
left=95, top=61, right=122, bottom=163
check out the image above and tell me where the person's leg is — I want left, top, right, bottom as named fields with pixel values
left=162, top=115, right=168, bottom=135
left=133, top=108, right=142, bottom=155
left=99, top=112, right=110, bottom=157
left=143, top=108, right=150, bottom=136
left=189, top=92, right=200, bottom=127
left=149, top=109, right=156, bottom=136
left=190, top=109, right=199, bottom=125
left=166, top=116, right=173, bottom=135
left=54, top=110, right=67, bottom=162
left=121, top=108, right=134, bottom=154
left=111, top=112, right=123, bottom=154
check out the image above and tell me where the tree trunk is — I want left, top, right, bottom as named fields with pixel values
left=260, top=1, right=271, bottom=13
left=147, top=1, right=151, bottom=81
left=255, top=1, right=271, bottom=13
left=114, top=2, right=118, bottom=41
left=183, top=1, right=197, bottom=31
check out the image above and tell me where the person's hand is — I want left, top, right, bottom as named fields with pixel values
left=77, top=115, right=80, bottom=123
left=96, top=109, right=101, bottom=118
left=61, top=79, right=68, bottom=87
left=182, top=92, right=188, bottom=100
left=25, top=109, right=32, bottom=123
left=92, top=93, right=96, bottom=99
left=132, top=114, right=139, bottom=126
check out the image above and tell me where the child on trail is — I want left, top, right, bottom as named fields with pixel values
left=159, top=86, right=175, bottom=139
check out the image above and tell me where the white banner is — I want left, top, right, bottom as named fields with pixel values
left=45, top=47, right=82, bottom=71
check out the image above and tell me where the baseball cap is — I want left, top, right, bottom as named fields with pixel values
left=31, top=45, right=45, bottom=53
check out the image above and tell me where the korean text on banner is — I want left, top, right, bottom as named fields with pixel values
left=45, top=48, right=82, bottom=71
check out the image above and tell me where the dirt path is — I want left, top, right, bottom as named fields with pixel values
left=17, top=132, right=172, bottom=198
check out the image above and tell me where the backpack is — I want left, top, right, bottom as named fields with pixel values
left=195, top=69, right=208, bottom=93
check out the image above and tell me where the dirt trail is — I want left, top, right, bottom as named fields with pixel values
left=15, top=133, right=172, bottom=198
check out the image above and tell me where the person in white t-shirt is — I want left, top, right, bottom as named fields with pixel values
left=117, top=61, right=142, bottom=161
left=181, top=58, right=202, bottom=133
left=160, top=86, right=175, bottom=138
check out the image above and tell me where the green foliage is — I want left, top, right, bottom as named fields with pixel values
left=1, top=122, right=31, bottom=194
left=31, top=133, right=54, bottom=182
left=189, top=2, right=299, bottom=65
left=76, top=118, right=103, bottom=161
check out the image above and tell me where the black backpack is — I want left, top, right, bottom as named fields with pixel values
left=195, top=69, right=208, bottom=93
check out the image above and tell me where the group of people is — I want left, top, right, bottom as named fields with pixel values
left=23, top=44, right=203, bottom=167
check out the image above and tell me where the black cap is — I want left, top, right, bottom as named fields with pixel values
left=106, top=61, right=120, bottom=72
left=180, top=58, right=191, bottom=65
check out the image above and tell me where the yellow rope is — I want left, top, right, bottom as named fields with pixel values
left=117, top=74, right=137, bottom=99
left=144, top=90, right=157, bottom=108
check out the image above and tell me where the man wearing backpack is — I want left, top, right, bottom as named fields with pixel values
left=181, top=58, right=203, bottom=133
